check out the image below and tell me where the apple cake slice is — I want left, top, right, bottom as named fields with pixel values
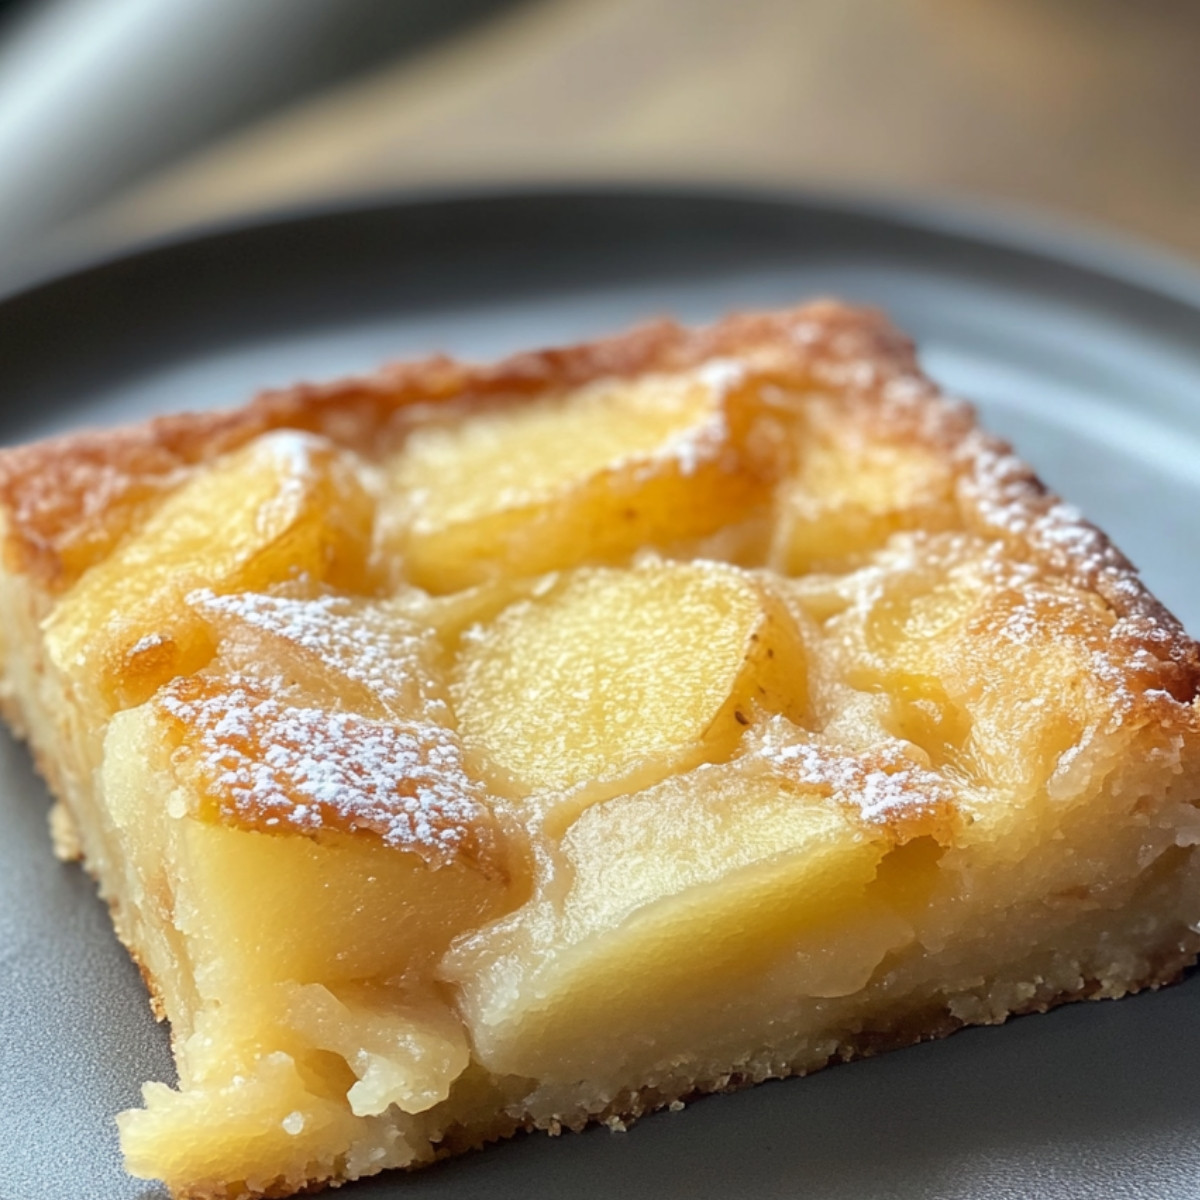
left=1, top=302, right=1199, bottom=1199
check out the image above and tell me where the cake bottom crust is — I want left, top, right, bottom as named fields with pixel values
left=154, top=930, right=1190, bottom=1200
left=154, top=942, right=1194, bottom=1200
left=433, top=940, right=1199, bottom=1158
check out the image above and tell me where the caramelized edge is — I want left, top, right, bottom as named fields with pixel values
left=0, top=299, right=1194, bottom=703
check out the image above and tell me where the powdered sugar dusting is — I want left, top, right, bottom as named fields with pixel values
left=630, top=363, right=742, bottom=479
left=188, top=589, right=448, bottom=720
left=649, top=407, right=729, bottom=478
left=128, top=631, right=168, bottom=657
left=752, top=718, right=954, bottom=829
left=252, top=429, right=324, bottom=535
left=959, top=434, right=1193, bottom=682
left=159, top=675, right=488, bottom=861
left=694, top=358, right=745, bottom=395
left=964, top=439, right=1147, bottom=606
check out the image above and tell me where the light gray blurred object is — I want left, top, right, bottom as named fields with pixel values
left=0, top=0, right=516, bottom=284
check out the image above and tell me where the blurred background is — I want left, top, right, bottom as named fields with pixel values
left=0, top=0, right=1197, bottom=287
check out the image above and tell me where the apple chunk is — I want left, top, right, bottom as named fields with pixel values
left=385, top=365, right=772, bottom=591
left=824, top=535, right=1117, bottom=800
left=773, top=432, right=958, bottom=574
left=172, top=822, right=509, bottom=997
left=450, top=560, right=809, bottom=801
left=44, top=431, right=375, bottom=711
left=443, top=755, right=902, bottom=1084
left=102, top=692, right=514, bottom=1004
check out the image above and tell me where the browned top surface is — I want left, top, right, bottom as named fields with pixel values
left=1, top=300, right=1197, bottom=706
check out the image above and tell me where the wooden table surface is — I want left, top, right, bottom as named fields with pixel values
left=88, top=0, right=1200, bottom=261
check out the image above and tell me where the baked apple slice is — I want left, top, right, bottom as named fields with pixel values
left=384, top=364, right=772, bottom=591
left=450, top=559, right=809, bottom=812
left=44, top=431, right=375, bottom=712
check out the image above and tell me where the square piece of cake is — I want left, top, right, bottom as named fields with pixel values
left=1, top=302, right=1198, bottom=1199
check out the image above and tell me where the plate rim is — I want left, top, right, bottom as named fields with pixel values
left=4, top=180, right=1200, bottom=319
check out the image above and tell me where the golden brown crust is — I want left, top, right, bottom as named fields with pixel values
left=3, top=300, right=1197, bottom=840
left=0, top=411, right=265, bottom=590
left=0, top=302, right=939, bottom=593
left=5, top=300, right=1192, bottom=712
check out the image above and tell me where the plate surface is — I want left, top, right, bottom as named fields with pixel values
left=3, top=187, right=1200, bottom=1200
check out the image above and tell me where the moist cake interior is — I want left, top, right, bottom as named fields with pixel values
left=1, top=303, right=1198, bottom=1200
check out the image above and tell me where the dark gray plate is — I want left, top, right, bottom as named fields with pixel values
left=3, top=187, right=1200, bottom=1200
